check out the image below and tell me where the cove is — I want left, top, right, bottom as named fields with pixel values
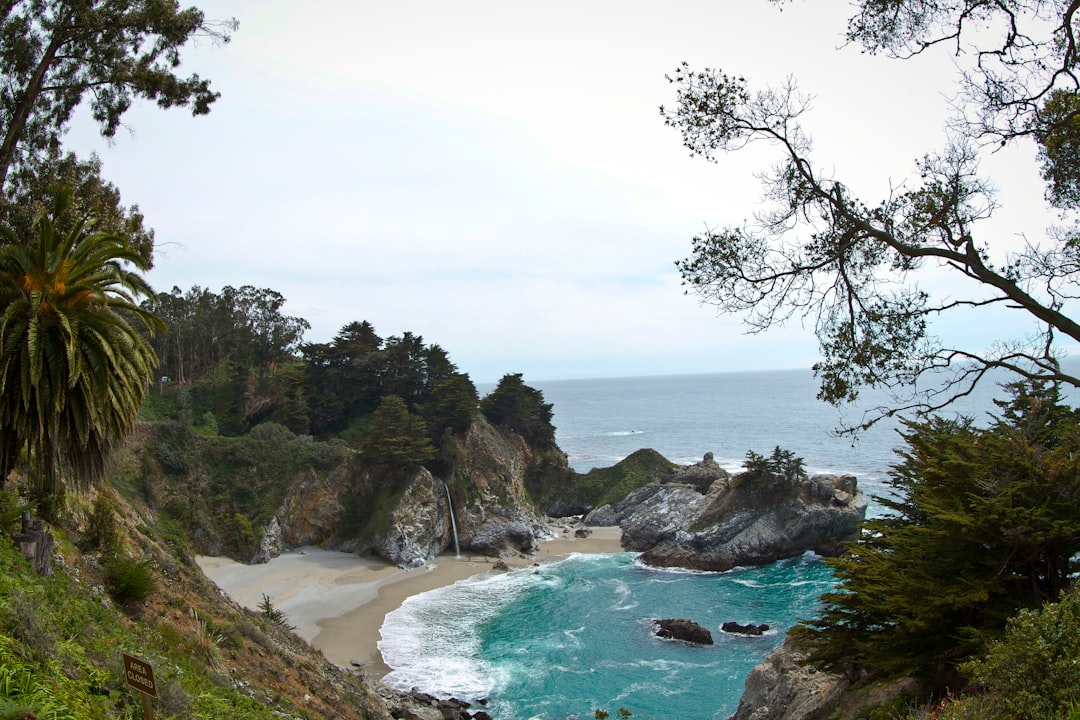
left=379, top=552, right=835, bottom=720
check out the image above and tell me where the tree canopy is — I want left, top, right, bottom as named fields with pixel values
left=480, top=373, right=556, bottom=447
left=663, top=0, right=1080, bottom=429
left=0, top=0, right=235, bottom=193
left=0, top=1, right=235, bottom=270
left=357, top=395, right=436, bottom=470
left=145, top=284, right=309, bottom=384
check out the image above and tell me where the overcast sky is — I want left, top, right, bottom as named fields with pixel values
left=67, top=0, right=1061, bottom=384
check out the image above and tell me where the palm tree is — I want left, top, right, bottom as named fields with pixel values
left=0, top=191, right=164, bottom=496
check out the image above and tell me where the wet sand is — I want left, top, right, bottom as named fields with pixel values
left=196, top=526, right=624, bottom=677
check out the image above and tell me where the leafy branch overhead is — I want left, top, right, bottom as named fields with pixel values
left=663, top=1, right=1080, bottom=430
left=0, top=1, right=236, bottom=191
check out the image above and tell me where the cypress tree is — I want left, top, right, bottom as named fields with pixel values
left=797, top=381, right=1080, bottom=684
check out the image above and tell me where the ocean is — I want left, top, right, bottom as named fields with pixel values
left=378, top=367, right=1034, bottom=720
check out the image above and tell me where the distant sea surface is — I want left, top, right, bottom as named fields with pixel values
left=379, top=367, right=1055, bottom=719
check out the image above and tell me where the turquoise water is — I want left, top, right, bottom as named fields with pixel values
left=381, top=552, right=834, bottom=719
left=379, top=369, right=1047, bottom=719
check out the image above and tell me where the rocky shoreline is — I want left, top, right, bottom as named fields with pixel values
left=222, top=442, right=869, bottom=720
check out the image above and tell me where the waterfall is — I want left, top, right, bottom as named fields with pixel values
left=442, top=481, right=461, bottom=559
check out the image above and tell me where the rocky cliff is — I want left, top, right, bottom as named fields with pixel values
left=255, top=415, right=561, bottom=567
left=729, top=634, right=921, bottom=720
left=585, top=455, right=867, bottom=571
left=728, top=636, right=850, bottom=720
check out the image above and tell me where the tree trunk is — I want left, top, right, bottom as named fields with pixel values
left=0, top=16, right=67, bottom=192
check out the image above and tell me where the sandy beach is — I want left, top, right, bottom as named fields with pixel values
left=196, top=526, right=624, bottom=678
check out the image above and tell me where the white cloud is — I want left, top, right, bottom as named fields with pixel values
left=63, top=0, right=1065, bottom=383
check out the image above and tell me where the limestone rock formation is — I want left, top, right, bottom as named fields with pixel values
left=585, top=463, right=866, bottom=571
left=250, top=515, right=284, bottom=564
left=370, top=470, right=456, bottom=567
left=654, top=618, right=715, bottom=645
left=276, top=467, right=350, bottom=547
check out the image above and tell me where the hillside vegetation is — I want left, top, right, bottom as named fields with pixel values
left=0, top=486, right=390, bottom=719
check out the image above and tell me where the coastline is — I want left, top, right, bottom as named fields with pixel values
left=196, top=526, right=624, bottom=678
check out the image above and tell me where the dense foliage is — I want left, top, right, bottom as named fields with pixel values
left=480, top=372, right=557, bottom=447
left=358, top=395, right=436, bottom=469
left=664, top=0, right=1080, bottom=430
left=146, top=284, right=310, bottom=384
left=797, top=381, right=1080, bottom=686
left=0, top=193, right=163, bottom=495
left=936, top=587, right=1080, bottom=720
left=302, top=323, right=478, bottom=443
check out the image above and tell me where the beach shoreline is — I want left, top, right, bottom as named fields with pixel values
left=196, top=526, right=624, bottom=678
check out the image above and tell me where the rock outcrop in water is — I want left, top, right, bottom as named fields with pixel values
left=654, top=618, right=715, bottom=645
left=585, top=455, right=867, bottom=572
left=722, top=621, right=771, bottom=636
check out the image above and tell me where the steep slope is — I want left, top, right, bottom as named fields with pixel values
left=0, top=487, right=393, bottom=719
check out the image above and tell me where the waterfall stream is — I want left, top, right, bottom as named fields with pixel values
left=442, top=481, right=461, bottom=559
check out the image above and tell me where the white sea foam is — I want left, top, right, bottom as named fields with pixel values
left=610, top=579, right=638, bottom=611
left=378, top=568, right=544, bottom=698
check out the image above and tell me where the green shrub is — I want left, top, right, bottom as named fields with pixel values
left=189, top=610, right=224, bottom=671
left=943, top=587, right=1080, bottom=720
left=104, top=557, right=157, bottom=605
left=0, top=490, right=24, bottom=534
left=0, top=698, right=44, bottom=720
left=81, top=493, right=121, bottom=558
left=257, top=594, right=294, bottom=631
left=0, top=590, right=58, bottom=662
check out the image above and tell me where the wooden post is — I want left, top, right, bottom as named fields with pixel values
left=13, top=512, right=53, bottom=576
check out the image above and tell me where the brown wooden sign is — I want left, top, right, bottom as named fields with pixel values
left=122, top=653, right=157, bottom=698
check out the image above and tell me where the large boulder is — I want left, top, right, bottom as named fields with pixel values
left=368, top=469, right=455, bottom=567
left=654, top=618, right=714, bottom=645
left=587, top=469, right=866, bottom=572
left=464, top=517, right=542, bottom=556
